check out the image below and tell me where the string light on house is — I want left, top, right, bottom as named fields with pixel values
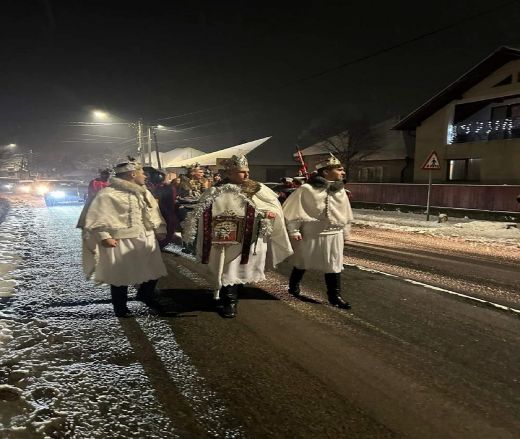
left=451, top=118, right=514, bottom=142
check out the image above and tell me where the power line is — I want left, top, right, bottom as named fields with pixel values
left=151, top=0, right=518, bottom=127
left=80, top=133, right=130, bottom=140
left=155, top=104, right=227, bottom=122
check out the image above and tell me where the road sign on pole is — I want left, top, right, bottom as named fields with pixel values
left=422, top=151, right=441, bottom=221
left=421, top=150, right=441, bottom=170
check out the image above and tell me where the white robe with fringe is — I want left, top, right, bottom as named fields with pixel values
left=183, top=182, right=293, bottom=290
left=282, top=181, right=354, bottom=273
left=79, top=177, right=167, bottom=286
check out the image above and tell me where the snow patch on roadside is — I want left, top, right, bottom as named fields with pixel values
left=353, top=209, right=520, bottom=245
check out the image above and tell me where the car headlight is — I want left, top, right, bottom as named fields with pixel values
left=3, top=184, right=13, bottom=189
left=49, top=190, right=66, bottom=198
left=35, top=185, right=49, bottom=195
left=19, top=185, right=32, bottom=193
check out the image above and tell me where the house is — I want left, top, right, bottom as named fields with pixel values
left=297, top=117, right=414, bottom=182
left=394, top=46, right=520, bottom=184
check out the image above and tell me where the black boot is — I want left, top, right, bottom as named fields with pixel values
left=324, top=273, right=351, bottom=310
left=136, top=279, right=158, bottom=304
left=136, top=279, right=163, bottom=312
left=288, top=267, right=306, bottom=297
left=111, top=285, right=132, bottom=317
left=219, top=285, right=239, bottom=318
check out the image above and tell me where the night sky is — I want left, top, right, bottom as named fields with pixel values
left=2, top=0, right=520, bottom=165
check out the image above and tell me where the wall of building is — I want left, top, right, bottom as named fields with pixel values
left=350, top=159, right=409, bottom=183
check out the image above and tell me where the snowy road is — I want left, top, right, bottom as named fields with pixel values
left=346, top=227, right=520, bottom=310
left=1, top=201, right=519, bottom=438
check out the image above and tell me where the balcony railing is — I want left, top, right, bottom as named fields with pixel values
left=450, top=118, right=520, bottom=143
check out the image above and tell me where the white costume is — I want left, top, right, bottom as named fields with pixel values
left=183, top=180, right=293, bottom=290
left=80, top=177, right=167, bottom=286
left=283, top=177, right=354, bottom=273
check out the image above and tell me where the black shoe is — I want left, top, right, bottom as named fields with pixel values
left=288, top=287, right=301, bottom=297
left=221, top=302, right=237, bottom=318
left=288, top=267, right=305, bottom=298
left=324, top=273, right=351, bottom=310
left=328, top=296, right=352, bottom=310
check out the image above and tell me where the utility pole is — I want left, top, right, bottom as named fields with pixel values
left=153, top=128, right=162, bottom=169
left=137, top=119, right=145, bottom=165
left=147, top=126, right=153, bottom=166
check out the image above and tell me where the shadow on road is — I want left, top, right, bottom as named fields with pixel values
left=158, top=286, right=279, bottom=316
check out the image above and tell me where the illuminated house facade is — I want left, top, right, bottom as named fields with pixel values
left=394, top=46, right=520, bottom=184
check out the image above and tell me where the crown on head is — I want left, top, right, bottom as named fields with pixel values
left=221, top=154, right=249, bottom=171
left=113, top=157, right=142, bottom=174
left=315, top=153, right=342, bottom=170
left=184, top=162, right=202, bottom=172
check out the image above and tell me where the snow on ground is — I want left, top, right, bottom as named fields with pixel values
left=353, top=208, right=520, bottom=245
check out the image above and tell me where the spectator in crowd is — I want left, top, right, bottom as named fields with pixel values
left=272, top=177, right=296, bottom=204
left=212, top=173, right=222, bottom=186
left=86, top=168, right=111, bottom=201
left=148, top=169, right=179, bottom=249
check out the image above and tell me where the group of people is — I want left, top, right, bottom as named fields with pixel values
left=78, top=153, right=354, bottom=319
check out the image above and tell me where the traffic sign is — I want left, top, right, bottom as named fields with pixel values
left=421, top=150, right=441, bottom=170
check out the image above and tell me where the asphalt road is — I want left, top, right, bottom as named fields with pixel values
left=1, top=199, right=519, bottom=438
left=158, top=249, right=520, bottom=438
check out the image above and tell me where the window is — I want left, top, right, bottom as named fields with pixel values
left=448, top=158, right=481, bottom=181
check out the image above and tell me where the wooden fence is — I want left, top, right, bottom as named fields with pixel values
left=345, top=183, right=520, bottom=213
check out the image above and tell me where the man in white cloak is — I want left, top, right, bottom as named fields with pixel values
left=182, top=155, right=293, bottom=318
left=282, top=154, right=354, bottom=309
left=79, top=159, right=167, bottom=317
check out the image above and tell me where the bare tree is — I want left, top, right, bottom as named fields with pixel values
left=298, top=113, right=380, bottom=180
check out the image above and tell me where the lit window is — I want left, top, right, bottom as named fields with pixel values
left=448, top=158, right=481, bottom=181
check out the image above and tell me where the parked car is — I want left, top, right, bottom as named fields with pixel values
left=35, top=180, right=85, bottom=206
left=0, top=177, right=18, bottom=192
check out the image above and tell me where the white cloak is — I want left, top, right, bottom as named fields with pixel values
left=183, top=182, right=293, bottom=289
left=80, top=177, right=167, bottom=286
left=282, top=180, right=354, bottom=273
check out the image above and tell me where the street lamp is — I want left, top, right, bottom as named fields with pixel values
left=7, top=143, right=17, bottom=148
left=92, top=110, right=108, bottom=120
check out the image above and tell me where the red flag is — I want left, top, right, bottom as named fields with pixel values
left=295, top=147, right=309, bottom=178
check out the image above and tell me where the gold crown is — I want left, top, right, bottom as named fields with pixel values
left=315, top=153, right=341, bottom=170
left=221, top=154, right=249, bottom=171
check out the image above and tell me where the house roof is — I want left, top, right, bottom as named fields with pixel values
left=393, top=46, right=520, bottom=131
